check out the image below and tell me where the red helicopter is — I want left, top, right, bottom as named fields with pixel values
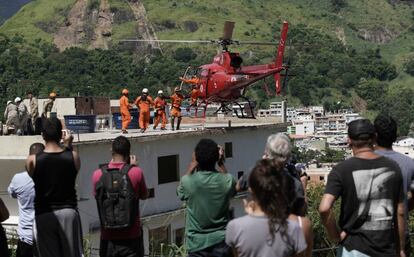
left=121, top=21, right=290, bottom=118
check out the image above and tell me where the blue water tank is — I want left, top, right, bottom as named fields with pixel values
left=64, top=115, right=96, bottom=133
left=112, top=110, right=139, bottom=129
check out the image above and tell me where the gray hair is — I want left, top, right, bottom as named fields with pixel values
left=264, top=133, right=292, bottom=163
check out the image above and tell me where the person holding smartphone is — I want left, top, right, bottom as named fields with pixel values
left=177, top=139, right=237, bottom=257
left=26, top=118, right=83, bottom=257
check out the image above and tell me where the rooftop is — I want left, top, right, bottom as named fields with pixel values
left=0, top=118, right=285, bottom=158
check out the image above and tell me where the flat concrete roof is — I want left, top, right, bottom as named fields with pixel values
left=0, top=120, right=287, bottom=158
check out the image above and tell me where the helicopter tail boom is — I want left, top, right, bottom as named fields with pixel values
left=274, top=21, right=289, bottom=95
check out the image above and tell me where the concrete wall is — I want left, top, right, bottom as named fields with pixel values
left=0, top=124, right=286, bottom=255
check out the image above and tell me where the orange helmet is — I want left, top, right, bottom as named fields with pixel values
left=49, top=92, right=57, bottom=98
left=122, top=89, right=129, bottom=95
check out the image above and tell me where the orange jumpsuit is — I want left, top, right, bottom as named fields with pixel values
left=135, top=95, right=153, bottom=129
left=153, top=97, right=168, bottom=129
left=170, top=93, right=184, bottom=117
left=180, top=77, right=200, bottom=85
left=120, top=95, right=131, bottom=130
left=190, top=87, right=201, bottom=106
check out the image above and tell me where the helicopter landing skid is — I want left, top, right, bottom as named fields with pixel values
left=213, top=98, right=256, bottom=119
left=233, top=97, right=256, bottom=119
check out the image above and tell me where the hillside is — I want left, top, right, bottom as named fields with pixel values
left=1, top=0, right=413, bottom=61
left=1, top=0, right=414, bottom=133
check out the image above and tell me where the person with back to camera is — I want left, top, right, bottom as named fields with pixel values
left=226, top=159, right=307, bottom=257
left=374, top=113, right=414, bottom=256
left=8, top=143, right=44, bottom=257
left=92, top=136, right=149, bottom=257
left=254, top=133, right=313, bottom=256
left=319, top=119, right=405, bottom=257
left=177, top=139, right=239, bottom=257
left=26, top=117, right=83, bottom=257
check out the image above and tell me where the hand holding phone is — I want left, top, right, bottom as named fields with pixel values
left=62, top=129, right=74, bottom=148
left=218, top=145, right=225, bottom=166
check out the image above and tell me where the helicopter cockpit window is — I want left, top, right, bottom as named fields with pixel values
left=200, top=69, right=209, bottom=77
left=230, top=53, right=243, bottom=69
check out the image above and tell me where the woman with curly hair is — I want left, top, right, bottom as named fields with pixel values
left=226, top=159, right=307, bottom=257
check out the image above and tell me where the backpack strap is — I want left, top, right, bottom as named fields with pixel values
left=99, top=164, right=109, bottom=173
left=120, top=164, right=133, bottom=176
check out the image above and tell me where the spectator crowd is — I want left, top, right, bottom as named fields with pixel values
left=0, top=112, right=413, bottom=257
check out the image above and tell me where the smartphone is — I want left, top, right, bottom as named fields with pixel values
left=62, top=129, right=67, bottom=139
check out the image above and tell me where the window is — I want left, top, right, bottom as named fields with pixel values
left=149, top=226, right=170, bottom=255
left=225, top=142, right=233, bottom=158
left=148, top=188, right=155, bottom=198
left=174, top=228, right=185, bottom=246
left=158, top=155, right=179, bottom=184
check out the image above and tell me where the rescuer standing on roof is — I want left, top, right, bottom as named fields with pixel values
left=43, top=92, right=56, bottom=118
left=153, top=90, right=168, bottom=130
left=27, top=91, right=39, bottom=135
left=170, top=87, right=185, bottom=131
left=135, top=88, right=154, bottom=133
left=120, top=89, right=132, bottom=134
left=4, top=100, right=19, bottom=134
left=15, top=97, right=28, bottom=136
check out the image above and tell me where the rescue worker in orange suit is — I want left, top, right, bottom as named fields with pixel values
left=120, top=89, right=132, bottom=134
left=134, top=88, right=154, bottom=133
left=153, top=90, right=168, bottom=130
left=170, top=87, right=186, bottom=131
left=179, top=76, right=201, bottom=110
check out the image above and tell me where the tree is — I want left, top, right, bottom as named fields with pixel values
left=404, top=58, right=414, bottom=76
left=355, top=79, right=388, bottom=110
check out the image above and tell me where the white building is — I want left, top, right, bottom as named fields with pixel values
left=394, top=137, right=414, bottom=147
left=0, top=122, right=286, bottom=256
left=293, top=120, right=315, bottom=136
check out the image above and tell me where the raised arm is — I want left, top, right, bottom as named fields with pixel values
left=26, top=155, right=36, bottom=177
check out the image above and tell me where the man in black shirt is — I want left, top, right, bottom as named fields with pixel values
left=319, top=119, right=405, bottom=257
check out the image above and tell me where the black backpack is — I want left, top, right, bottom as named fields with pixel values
left=95, top=164, right=138, bottom=229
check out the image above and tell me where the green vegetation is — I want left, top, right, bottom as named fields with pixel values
left=0, top=0, right=75, bottom=43
left=1, top=0, right=414, bottom=133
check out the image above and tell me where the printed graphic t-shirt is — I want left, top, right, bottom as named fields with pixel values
left=325, top=156, right=403, bottom=257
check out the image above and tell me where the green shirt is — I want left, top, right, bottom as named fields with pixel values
left=177, top=171, right=236, bottom=252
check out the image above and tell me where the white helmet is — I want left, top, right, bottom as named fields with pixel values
left=142, top=88, right=149, bottom=94
left=158, top=90, right=163, bottom=95
left=7, top=101, right=12, bottom=105
left=14, top=97, right=22, bottom=103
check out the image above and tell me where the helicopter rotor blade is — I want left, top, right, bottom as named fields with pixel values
left=234, top=41, right=278, bottom=46
left=120, top=39, right=216, bottom=44
left=222, top=21, right=235, bottom=40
